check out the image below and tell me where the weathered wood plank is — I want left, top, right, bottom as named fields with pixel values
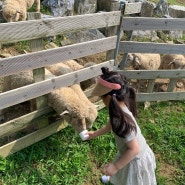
left=146, top=79, right=155, bottom=93
left=0, top=107, right=54, bottom=138
left=0, top=119, right=68, bottom=157
left=105, top=0, right=120, bottom=61
left=0, top=11, right=121, bottom=44
left=137, top=92, right=185, bottom=102
left=167, top=79, right=177, bottom=92
left=124, top=2, right=142, bottom=15
left=118, top=70, right=185, bottom=79
left=0, top=37, right=117, bottom=77
left=119, top=41, right=185, bottom=54
left=0, top=60, right=115, bottom=109
left=28, top=12, right=48, bottom=110
left=122, top=17, right=185, bottom=31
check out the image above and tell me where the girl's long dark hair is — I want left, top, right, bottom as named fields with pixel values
left=101, top=67, right=137, bottom=137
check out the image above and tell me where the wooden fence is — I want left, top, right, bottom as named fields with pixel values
left=118, top=16, right=185, bottom=101
left=0, top=1, right=185, bottom=157
left=0, top=2, right=126, bottom=157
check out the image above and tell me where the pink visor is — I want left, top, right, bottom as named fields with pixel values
left=98, top=77, right=121, bottom=90
left=91, top=77, right=121, bottom=96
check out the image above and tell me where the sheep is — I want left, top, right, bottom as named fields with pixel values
left=44, top=41, right=96, bottom=90
left=2, top=0, right=40, bottom=22
left=46, top=59, right=96, bottom=90
left=45, top=69, right=98, bottom=134
left=1, top=62, right=97, bottom=135
left=2, top=70, right=34, bottom=92
left=125, top=53, right=161, bottom=70
left=123, top=53, right=161, bottom=93
left=1, top=71, right=36, bottom=123
left=45, top=61, right=73, bottom=76
left=160, top=54, right=185, bottom=69
left=160, top=54, right=185, bottom=89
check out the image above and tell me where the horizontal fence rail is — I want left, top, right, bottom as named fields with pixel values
left=0, top=11, right=121, bottom=43
left=118, top=70, right=185, bottom=79
left=122, top=17, right=185, bottom=31
left=0, top=36, right=117, bottom=77
left=137, top=92, right=185, bottom=102
left=119, top=41, right=185, bottom=54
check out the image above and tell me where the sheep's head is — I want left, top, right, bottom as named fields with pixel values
left=170, top=59, right=185, bottom=69
left=2, top=6, right=21, bottom=22
left=133, top=55, right=141, bottom=70
left=60, top=110, right=88, bottom=133
left=60, top=109, right=95, bottom=134
left=125, top=53, right=134, bottom=68
left=85, top=105, right=98, bottom=129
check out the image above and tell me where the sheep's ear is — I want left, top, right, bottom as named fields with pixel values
left=60, top=110, right=69, bottom=116
left=134, top=57, right=140, bottom=65
left=169, top=61, right=175, bottom=69
left=127, top=53, right=134, bottom=61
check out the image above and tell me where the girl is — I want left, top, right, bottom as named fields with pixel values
left=87, top=67, right=157, bottom=185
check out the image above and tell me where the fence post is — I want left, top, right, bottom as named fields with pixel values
left=97, top=0, right=121, bottom=62
left=167, top=79, right=177, bottom=92
left=27, top=12, right=48, bottom=128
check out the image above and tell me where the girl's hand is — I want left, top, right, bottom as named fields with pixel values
left=102, top=163, right=119, bottom=176
left=86, top=131, right=97, bottom=140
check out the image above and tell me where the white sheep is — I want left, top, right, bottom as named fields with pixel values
left=160, top=54, right=185, bottom=89
left=2, top=70, right=34, bottom=91
left=160, top=54, right=185, bottom=69
left=2, top=0, right=40, bottom=22
left=124, top=53, right=161, bottom=92
left=1, top=71, right=36, bottom=120
left=46, top=59, right=96, bottom=90
left=45, top=69, right=98, bottom=134
left=125, top=53, right=161, bottom=70
left=1, top=62, right=97, bottom=135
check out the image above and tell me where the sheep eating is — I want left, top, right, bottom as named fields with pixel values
left=1, top=60, right=98, bottom=139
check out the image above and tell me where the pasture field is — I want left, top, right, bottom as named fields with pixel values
left=0, top=100, right=185, bottom=185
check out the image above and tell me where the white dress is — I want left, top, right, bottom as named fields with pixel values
left=110, top=106, right=157, bottom=185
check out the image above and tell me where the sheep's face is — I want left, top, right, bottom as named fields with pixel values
left=133, top=56, right=141, bottom=70
left=125, top=53, right=134, bottom=68
left=85, top=106, right=98, bottom=129
left=70, top=116, right=87, bottom=134
left=2, top=11, right=20, bottom=22
left=61, top=107, right=97, bottom=134
left=170, top=59, right=185, bottom=70
left=2, top=5, right=21, bottom=22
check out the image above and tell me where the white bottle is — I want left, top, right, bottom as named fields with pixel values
left=79, top=130, right=89, bottom=141
left=101, top=175, right=110, bottom=184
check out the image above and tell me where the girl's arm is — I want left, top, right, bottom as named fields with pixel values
left=87, top=121, right=112, bottom=140
left=103, top=138, right=139, bottom=176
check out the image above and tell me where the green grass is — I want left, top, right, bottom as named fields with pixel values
left=150, top=0, right=185, bottom=6
left=0, top=101, right=185, bottom=184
